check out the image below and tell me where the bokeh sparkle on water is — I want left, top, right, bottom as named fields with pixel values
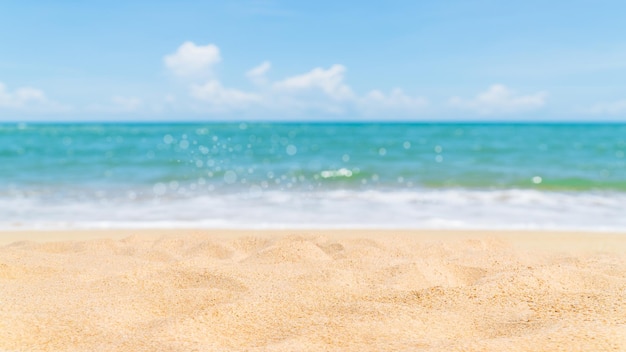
left=1, top=122, right=625, bottom=230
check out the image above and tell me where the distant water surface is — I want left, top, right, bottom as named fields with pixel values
left=1, top=122, right=625, bottom=230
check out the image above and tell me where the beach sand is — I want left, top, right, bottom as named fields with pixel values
left=1, top=229, right=625, bottom=351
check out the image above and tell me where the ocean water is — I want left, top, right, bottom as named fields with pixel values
left=1, top=122, right=625, bottom=230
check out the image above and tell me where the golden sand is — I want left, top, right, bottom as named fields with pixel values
left=1, top=229, right=625, bottom=351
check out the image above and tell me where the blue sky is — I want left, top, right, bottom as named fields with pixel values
left=1, top=0, right=625, bottom=121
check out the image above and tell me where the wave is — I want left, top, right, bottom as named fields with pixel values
left=1, top=188, right=625, bottom=231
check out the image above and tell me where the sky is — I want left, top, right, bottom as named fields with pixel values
left=1, top=0, right=626, bottom=122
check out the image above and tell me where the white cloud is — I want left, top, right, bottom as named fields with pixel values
left=359, top=88, right=428, bottom=113
left=273, top=64, right=354, bottom=101
left=164, top=42, right=429, bottom=117
left=0, top=82, right=71, bottom=115
left=449, top=84, right=547, bottom=114
left=586, top=99, right=626, bottom=115
left=190, top=80, right=260, bottom=109
left=112, top=96, right=142, bottom=111
left=85, top=96, right=144, bottom=113
left=246, top=61, right=271, bottom=85
left=0, top=82, right=48, bottom=109
left=164, top=41, right=221, bottom=77
left=187, top=64, right=429, bottom=115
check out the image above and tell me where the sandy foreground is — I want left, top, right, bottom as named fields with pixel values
left=0, top=229, right=625, bottom=351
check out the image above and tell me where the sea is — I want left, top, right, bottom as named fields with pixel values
left=1, top=122, right=625, bottom=230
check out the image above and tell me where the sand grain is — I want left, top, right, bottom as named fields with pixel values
left=0, top=229, right=625, bottom=351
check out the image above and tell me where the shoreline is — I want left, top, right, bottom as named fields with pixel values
left=2, top=228, right=626, bottom=252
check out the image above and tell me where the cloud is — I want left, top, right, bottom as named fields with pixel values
left=85, top=96, right=144, bottom=113
left=246, top=61, right=271, bottom=85
left=111, top=96, right=142, bottom=111
left=273, top=64, right=354, bottom=101
left=449, top=84, right=547, bottom=114
left=164, top=41, right=221, bottom=77
left=165, top=43, right=428, bottom=117
left=188, top=64, right=428, bottom=115
left=0, top=82, right=48, bottom=109
left=359, top=88, right=429, bottom=113
left=0, top=82, right=70, bottom=115
left=586, top=99, right=626, bottom=115
left=190, top=80, right=260, bottom=109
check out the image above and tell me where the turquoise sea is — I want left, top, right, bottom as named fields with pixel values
left=1, top=122, right=625, bottom=230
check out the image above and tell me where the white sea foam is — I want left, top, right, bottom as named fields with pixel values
left=1, top=188, right=625, bottom=231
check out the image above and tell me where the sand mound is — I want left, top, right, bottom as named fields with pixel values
left=246, top=236, right=332, bottom=264
left=1, top=230, right=625, bottom=351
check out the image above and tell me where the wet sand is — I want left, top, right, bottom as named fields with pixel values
left=1, top=229, right=625, bottom=351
